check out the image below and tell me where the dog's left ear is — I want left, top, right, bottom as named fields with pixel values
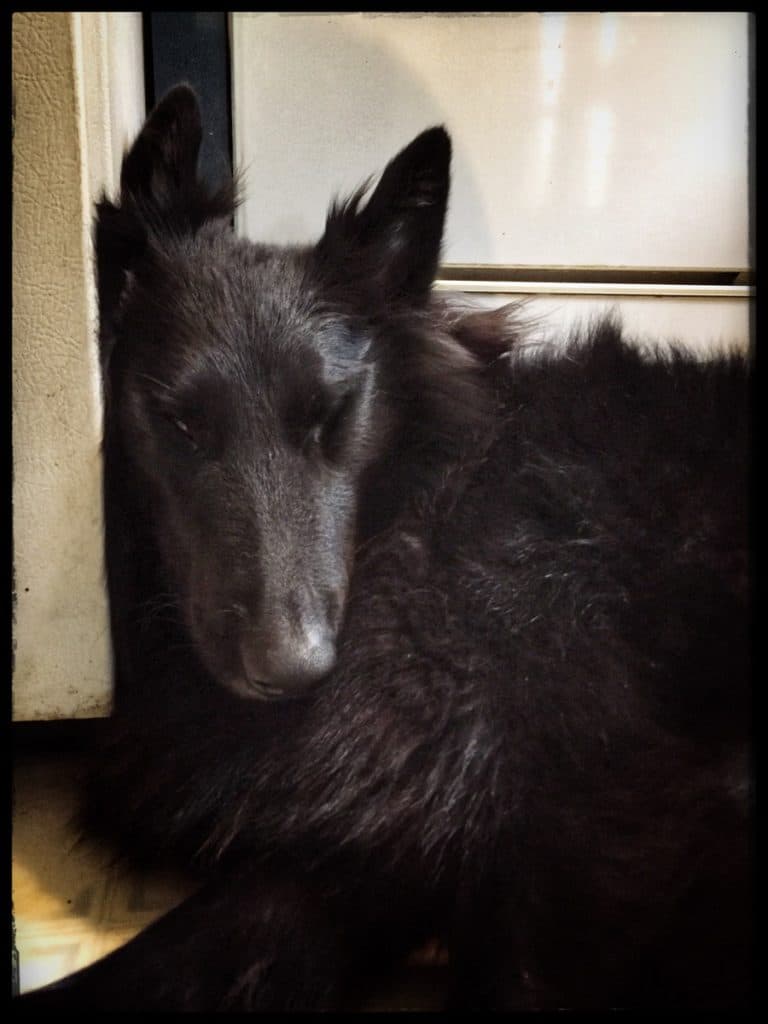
left=318, top=127, right=451, bottom=304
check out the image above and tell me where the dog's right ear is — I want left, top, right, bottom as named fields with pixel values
left=115, top=83, right=236, bottom=227
left=119, top=83, right=203, bottom=208
left=95, top=85, right=236, bottom=354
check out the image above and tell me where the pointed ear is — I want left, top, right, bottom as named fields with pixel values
left=119, top=83, right=204, bottom=206
left=118, top=83, right=236, bottom=226
left=318, top=127, right=451, bottom=304
left=95, top=85, right=236, bottom=355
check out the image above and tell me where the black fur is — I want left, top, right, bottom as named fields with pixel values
left=19, top=85, right=751, bottom=1010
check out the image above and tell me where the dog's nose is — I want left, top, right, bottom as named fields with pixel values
left=240, top=624, right=337, bottom=695
left=271, top=624, right=337, bottom=689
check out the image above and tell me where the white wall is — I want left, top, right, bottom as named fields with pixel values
left=232, top=12, right=751, bottom=272
left=231, top=11, right=751, bottom=355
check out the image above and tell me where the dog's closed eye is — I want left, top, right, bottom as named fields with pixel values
left=161, top=412, right=203, bottom=455
left=303, top=390, right=357, bottom=459
left=171, top=416, right=197, bottom=448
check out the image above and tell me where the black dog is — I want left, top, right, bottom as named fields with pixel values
left=20, top=85, right=751, bottom=1010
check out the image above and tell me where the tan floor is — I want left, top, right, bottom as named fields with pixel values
left=12, top=750, right=448, bottom=1009
left=12, top=751, right=194, bottom=996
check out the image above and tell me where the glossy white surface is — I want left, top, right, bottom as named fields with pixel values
left=450, top=293, right=751, bottom=359
left=232, top=11, right=751, bottom=271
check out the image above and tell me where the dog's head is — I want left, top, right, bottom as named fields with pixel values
left=97, top=85, right=452, bottom=700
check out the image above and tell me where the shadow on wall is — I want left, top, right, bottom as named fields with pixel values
left=231, top=11, right=497, bottom=260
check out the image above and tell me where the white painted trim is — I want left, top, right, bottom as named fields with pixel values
left=434, top=280, right=754, bottom=299
left=72, top=12, right=146, bottom=205
left=12, top=13, right=144, bottom=721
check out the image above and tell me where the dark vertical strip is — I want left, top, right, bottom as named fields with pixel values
left=141, top=12, right=155, bottom=115
left=747, top=14, right=755, bottom=273
left=143, top=12, right=232, bottom=190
